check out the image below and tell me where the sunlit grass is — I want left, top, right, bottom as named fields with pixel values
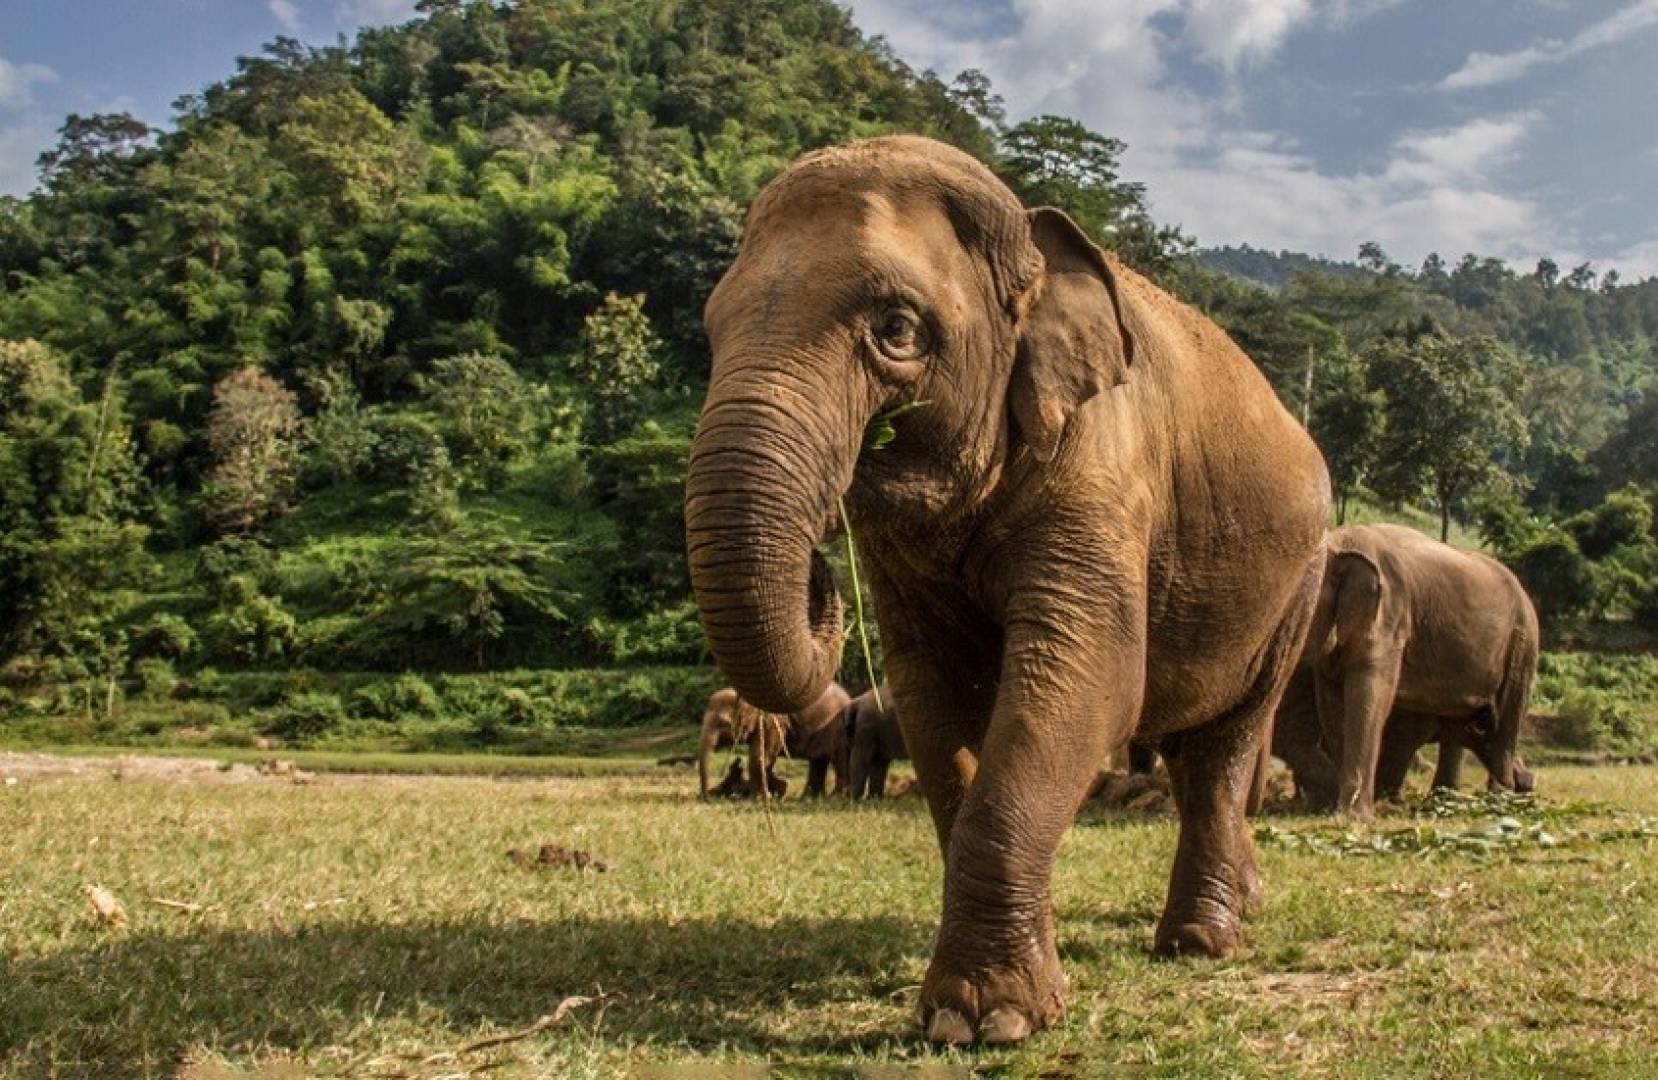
left=3, top=758, right=1656, bottom=1076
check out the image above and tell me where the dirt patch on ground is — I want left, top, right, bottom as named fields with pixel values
left=0, top=751, right=297, bottom=785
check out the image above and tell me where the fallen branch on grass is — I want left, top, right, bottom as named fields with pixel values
left=417, top=992, right=621, bottom=1063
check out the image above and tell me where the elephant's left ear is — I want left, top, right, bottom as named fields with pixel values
left=1010, top=207, right=1136, bottom=463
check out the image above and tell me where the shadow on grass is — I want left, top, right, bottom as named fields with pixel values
left=4, top=913, right=932, bottom=1071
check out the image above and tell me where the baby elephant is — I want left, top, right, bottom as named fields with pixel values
left=696, top=683, right=852, bottom=798
left=843, top=683, right=906, bottom=798
left=1274, top=524, right=1538, bottom=817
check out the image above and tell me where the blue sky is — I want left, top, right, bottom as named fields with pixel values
left=3, top=1, right=1657, bottom=276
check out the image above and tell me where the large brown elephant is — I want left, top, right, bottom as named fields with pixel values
left=1277, top=524, right=1539, bottom=817
left=683, top=135, right=1329, bottom=1045
left=696, top=683, right=851, bottom=798
left=844, top=682, right=907, bottom=798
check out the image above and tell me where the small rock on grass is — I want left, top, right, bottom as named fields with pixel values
left=83, top=884, right=127, bottom=927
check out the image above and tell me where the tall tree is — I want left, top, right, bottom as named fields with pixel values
left=1367, top=332, right=1529, bottom=540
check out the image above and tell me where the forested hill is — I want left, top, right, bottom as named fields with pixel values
left=2, top=0, right=1657, bottom=731
left=1198, top=245, right=1364, bottom=290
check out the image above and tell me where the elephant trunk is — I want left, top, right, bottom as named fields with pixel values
left=685, top=370, right=851, bottom=716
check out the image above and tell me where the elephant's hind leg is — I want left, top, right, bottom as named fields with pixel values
left=1157, top=555, right=1321, bottom=956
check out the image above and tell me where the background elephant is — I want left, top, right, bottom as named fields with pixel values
left=684, top=135, right=1329, bottom=1044
left=698, top=683, right=851, bottom=798
left=697, top=688, right=773, bottom=798
left=752, top=679, right=853, bottom=798
left=1280, top=524, right=1539, bottom=817
left=844, top=682, right=906, bottom=798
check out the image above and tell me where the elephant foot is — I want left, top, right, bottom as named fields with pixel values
left=1155, top=885, right=1247, bottom=958
left=917, top=937, right=1066, bottom=1046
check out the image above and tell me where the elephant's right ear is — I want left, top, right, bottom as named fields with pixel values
left=1009, top=207, right=1136, bottom=463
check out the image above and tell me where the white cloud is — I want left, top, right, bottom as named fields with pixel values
left=1609, top=238, right=1658, bottom=279
left=1181, top=0, right=1314, bottom=70
left=336, top=0, right=418, bottom=25
left=268, top=0, right=303, bottom=33
left=0, top=120, right=53, bottom=197
left=1439, top=0, right=1658, bottom=90
left=1150, top=119, right=1549, bottom=270
left=850, top=0, right=1577, bottom=272
left=0, top=57, right=59, bottom=111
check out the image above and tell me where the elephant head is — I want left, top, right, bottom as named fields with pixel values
left=684, top=136, right=1136, bottom=714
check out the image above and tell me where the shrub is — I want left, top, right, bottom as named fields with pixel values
left=364, top=412, right=448, bottom=485
left=1510, top=532, right=1598, bottom=634
left=1636, top=585, right=1658, bottom=636
left=265, top=691, right=346, bottom=742
left=205, top=577, right=298, bottom=664
left=131, top=613, right=199, bottom=661
left=1566, top=490, right=1654, bottom=560
left=351, top=673, right=445, bottom=721
left=196, top=538, right=278, bottom=599
left=1552, top=688, right=1653, bottom=752
left=132, top=658, right=179, bottom=701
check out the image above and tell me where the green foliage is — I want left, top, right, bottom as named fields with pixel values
left=1367, top=331, right=1528, bottom=541
left=586, top=422, right=691, bottom=616
left=206, top=575, right=299, bottom=664
left=418, top=353, right=545, bottom=489
left=1, top=0, right=1655, bottom=711
left=1512, top=532, right=1599, bottom=634
left=350, top=673, right=445, bottom=721
left=132, top=658, right=179, bottom=701
left=266, top=690, right=347, bottom=743
left=1566, top=490, right=1653, bottom=560
left=357, top=512, right=572, bottom=668
left=131, top=614, right=199, bottom=661
left=567, top=292, right=664, bottom=446
left=1552, top=688, right=1653, bottom=752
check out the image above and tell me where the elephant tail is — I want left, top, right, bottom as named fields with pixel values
left=1492, top=622, right=1539, bottom=790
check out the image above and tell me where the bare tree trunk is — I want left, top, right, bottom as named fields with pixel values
left=1301, top=344, right=1316, bottom=427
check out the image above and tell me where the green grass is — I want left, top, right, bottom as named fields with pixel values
left=4, top=755, right=1657, bottom=1076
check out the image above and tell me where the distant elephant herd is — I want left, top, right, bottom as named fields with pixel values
left=678, top=134, right=1545, bottom=1045
left=696, top=680, right=906, bottom=800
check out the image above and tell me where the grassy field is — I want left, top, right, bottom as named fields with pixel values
left=4, top=754, right=1658, bottom=1077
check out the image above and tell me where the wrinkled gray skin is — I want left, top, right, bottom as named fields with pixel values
left=844, top=682, right=907, bottom=798
left=683, top=136, right=1329, bottom=1045
left=1277, top=524, right=1539, bottom=817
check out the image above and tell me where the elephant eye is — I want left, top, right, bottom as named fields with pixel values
left=872, top=308, right=928, bottom=362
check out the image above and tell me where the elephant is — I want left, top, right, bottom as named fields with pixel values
left=696, top=684, right=852, bottom=798
left=683, top=135, right=1329, bottom=1044
left=843, top=682, right=907, bottom=798
left=1274, top=523, right=1539, bottom=818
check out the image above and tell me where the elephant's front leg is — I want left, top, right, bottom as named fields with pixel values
left=920, top=612, right=1142, bottom=1046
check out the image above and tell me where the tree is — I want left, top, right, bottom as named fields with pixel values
left=0, top=340, right=151, bottom=664
left=419, top=353, right=544, bottom=489
left=202, top=367, right=303, bottom=533
left=567, top=293, right=663, bottom=446
left=1308, top=355, right=1383, bottom=523
left=36, top=113, right=155, bottom=190
left=1367, top=332, right=1528, bottom=541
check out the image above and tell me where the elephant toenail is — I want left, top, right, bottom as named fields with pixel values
left=979, top=1007, right=1033, bottom=1044
left=926, top=1007, right=975, bottom=1046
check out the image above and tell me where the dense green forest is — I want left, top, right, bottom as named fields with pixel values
left=2, top=0, right=1656, bottom=750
